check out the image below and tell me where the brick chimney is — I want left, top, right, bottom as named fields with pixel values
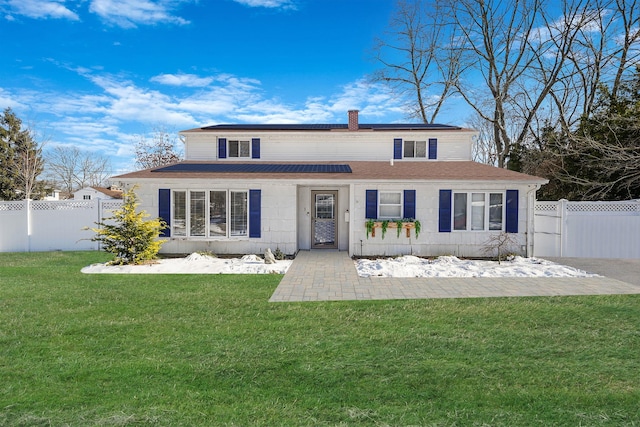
left=348, top=110, right=359, bottom=131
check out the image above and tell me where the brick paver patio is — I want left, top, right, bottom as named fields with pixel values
left=269, top=250, right=640, bottom=302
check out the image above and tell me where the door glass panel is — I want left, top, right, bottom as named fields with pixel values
left=315, top=194, right=334, bottom=219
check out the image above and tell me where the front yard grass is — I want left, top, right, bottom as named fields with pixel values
left=1, top=251, right=639, bottom=426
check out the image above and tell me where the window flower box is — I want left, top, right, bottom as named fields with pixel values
left=365, top=219, right=421, bottom=239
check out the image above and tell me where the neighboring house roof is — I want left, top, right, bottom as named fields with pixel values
left=114, top=161, right=547, bottom=183
left=181, top=123, right=468, bottom=132
left=78, top=186, right=124, bottom=199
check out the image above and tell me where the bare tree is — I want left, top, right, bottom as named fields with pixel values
left=46, top=146, right=112, bottom=196
left=12, top=139, right=46, bottom=200
left=372, top=0, right=463, bottom=123
left=544, top=0, right=640, bottom=134
left=449, top=0, right=596, bottom=168
left=134, top=126, right=182, bottom=169
left=528, top=67, right=640, bottom=201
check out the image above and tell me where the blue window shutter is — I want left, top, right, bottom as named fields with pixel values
left=506, top=189, right=519, bottom=233
left=439, top=189, right=452, bottom=232
left=366, top=190, right=378, bottom=219
left=249, top=189, right=261, bottom=238
left=218, top=138, right=227, bottom=159
left=251, top=138, right=260, bottom=159
left=158, top=189, right=171, bottom=237
left=393, top=138, right=402, bottom=159
left=428, top=138, right=437, bottom=159
left=403, top=189, right=416, bottom=219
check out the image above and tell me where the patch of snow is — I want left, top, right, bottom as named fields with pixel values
left=355, top=255, right=599, bottom=278
left=81, top=253, right=292, bottom=275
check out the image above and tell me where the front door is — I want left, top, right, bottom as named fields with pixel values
left=311, top=191, right=338, bottom=249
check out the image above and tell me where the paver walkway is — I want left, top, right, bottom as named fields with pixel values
left=269, top=250, right=640, bottom=302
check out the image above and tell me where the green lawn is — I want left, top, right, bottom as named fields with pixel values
left=1, top=251, right=639, bottom=426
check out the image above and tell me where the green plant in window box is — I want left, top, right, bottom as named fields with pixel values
left=365, top=218, right=375, bottom=239
left=395, top=219, right=404, bottom=238
left=381, top=220, right=389, bottom=239
left=414, top=220, right=421, bottom=239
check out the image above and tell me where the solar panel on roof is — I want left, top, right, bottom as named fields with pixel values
left=198, top=123, right=460, bottom=131
left=152, top=163, right=352, bottom=174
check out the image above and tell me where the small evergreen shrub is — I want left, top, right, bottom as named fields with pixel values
left=88, top=186, right=167, bottom=265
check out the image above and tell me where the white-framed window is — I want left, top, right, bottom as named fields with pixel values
left=83, top=195, right=91, bottom=200
left=453, top=192, right=504, bottom=231
left=172, top=189, right=248, bottom=238
left=379, top=191, right=403, bottom=219
left=229, top=140, right=250, bottom=158
left=403, top=140, right=427, bottom=158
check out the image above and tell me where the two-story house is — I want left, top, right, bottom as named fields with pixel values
left=113, top=111, right=547, bottom=257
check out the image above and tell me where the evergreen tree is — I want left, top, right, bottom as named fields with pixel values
left=89, top=186, right=167, bottom=265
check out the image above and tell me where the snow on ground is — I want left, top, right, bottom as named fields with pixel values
left=356, top=255, right=599, bottom=278
left=82, top=253, right=597, bottom=278
left=81, top=253, right=292, bottom=274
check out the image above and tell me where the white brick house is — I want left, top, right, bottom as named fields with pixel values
left=113, top=111, right=547, bottom=257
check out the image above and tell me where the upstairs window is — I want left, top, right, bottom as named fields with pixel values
left=229, top=140, right=250, bottom=158
left=404, top=140, right=427, bottom=158
left=218, top=138, right=260, bottom=159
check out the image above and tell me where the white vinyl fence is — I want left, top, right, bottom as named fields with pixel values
left=0, top=199, right=124, bottom=252
left=2, top=198, right=639, bottom=257
left=534, top=199, right=640, bottom=258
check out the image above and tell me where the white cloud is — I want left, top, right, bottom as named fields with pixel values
left=86, top=74, right=198, bottom=125
left=233, top=0, right=296, bottom=8
left=88, top=0, right=190, bottom=28
left=0, top=88, right=28, bottom=111
left=3, top=64, right=411, bottom=174
left=150, top=73, right=214, bottom=87
left=1, top=0, right=79, bottom=20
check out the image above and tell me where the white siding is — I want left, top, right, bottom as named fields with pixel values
left=129, top=179, right=299, bottom=256
left=182, top=130, right=476, bottom=162
left=351, top=182, right=534, bottom=258
left=115, top=176, right=536, bottom=257
left=185, top=138, right=216, bottom=161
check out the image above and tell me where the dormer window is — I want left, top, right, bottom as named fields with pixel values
left=404, top=141, right=427, bottom=158
left=229, top=140, right=250, bottom=158
left=218, top=138, right=261, bottom=159
left=394, top=138, right=437, bottom=160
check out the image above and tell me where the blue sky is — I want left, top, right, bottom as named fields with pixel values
left=1, top=0, right=460, bottom=173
